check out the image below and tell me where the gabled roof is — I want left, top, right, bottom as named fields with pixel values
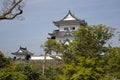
left=12, top=46, right=34, bottom=56
left=53, top=10, right=87, bottom=26
left=61, top=10, right=80, bottom=21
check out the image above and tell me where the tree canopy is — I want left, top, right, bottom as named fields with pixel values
left=0, top=24, right=120, bottom=80
left=60, top=24, right=120, bottom=80
left=42, top=24, right=120, bottom=80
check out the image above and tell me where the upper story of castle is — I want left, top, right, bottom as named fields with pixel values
left=53, top=10, right=87, bottom=32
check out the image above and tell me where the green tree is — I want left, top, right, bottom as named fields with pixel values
left=61, top=24, right=115, bottom=80
left=0, top=61, right=42, bottom=80
left=0, top=51, right=11, bottom=68
left=104, top=47, right=120, bottom=79
left=42, top=39, right=63, bottom=75
left=44, top=39, right=63, bottom=54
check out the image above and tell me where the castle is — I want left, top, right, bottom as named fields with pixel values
left=49, top=10, right=87, bottom=44
left=12, top=10, right=87, bottom=60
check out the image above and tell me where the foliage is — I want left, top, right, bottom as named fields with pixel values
left=61, top=24, right=115, bottom=80
left=0, top=51, right=11, bottom=68
left=0, top=24, right=120, bottom=80
left=0, top=61, right=41, bottom=80
left=44, top=39, right=63, bottom=54
left=104, top=47, right=120, bottom=79
left=62, top=57, right=105, bottom=80
left=63, top=25, right=114, bottom=64
left=43, top=24, right=120, bottom=80
left=43, top=66, right=63, bottom=80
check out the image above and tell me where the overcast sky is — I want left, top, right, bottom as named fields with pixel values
left=0, top=0, right=120, bottom=56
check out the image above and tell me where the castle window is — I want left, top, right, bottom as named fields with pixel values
left=70, top=27, right=75, bottom=30
left=51, top=36, right=56, bottom=39
left=64, top=27, right=69, bottom=31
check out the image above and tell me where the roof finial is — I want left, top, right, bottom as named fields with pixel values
left=68, top=9, right=71, bottom=14
left=20, top=45, right=22, bottom=49
left=25, top=46, right=27, bottom=50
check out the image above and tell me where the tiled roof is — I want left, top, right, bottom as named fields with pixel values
left=12, top=46, right=33, bottom=56
left=53, top=10, right=87, bottom=26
